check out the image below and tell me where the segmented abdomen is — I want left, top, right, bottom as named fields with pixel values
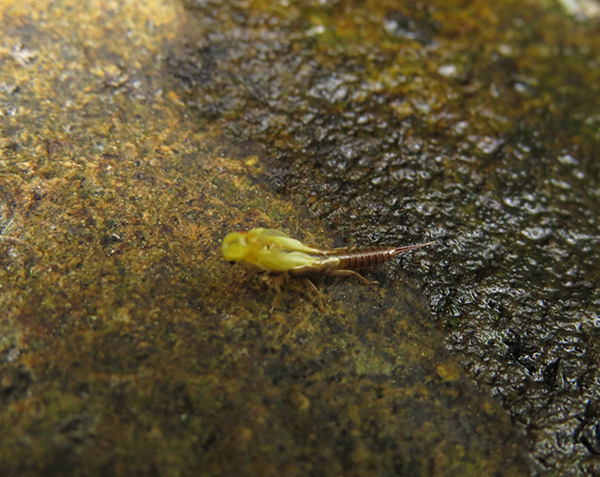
left=335, top=249, right=398, bottom=270
left=333, top=242, right=434, bottom=270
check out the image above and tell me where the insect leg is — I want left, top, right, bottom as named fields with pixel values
left=327, top=269, right=378, bottom=285
left=303, top=278, right=325, bottom=311
left=265, top=274, right=287, bottom=314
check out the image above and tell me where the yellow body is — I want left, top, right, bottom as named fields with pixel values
left=222, top=228, right=325, bottom=273
left=222, top=228, right=433, bottom=281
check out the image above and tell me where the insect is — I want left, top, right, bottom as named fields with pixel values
left=222, top=228, right=434, bottom=284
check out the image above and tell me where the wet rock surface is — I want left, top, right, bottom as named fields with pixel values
left=172, top=0, right=600, bottom=474
left=0, top=0, right=598, bottom=475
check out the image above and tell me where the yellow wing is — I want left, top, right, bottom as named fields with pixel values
left=247, top=228, right=330, bottom=254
